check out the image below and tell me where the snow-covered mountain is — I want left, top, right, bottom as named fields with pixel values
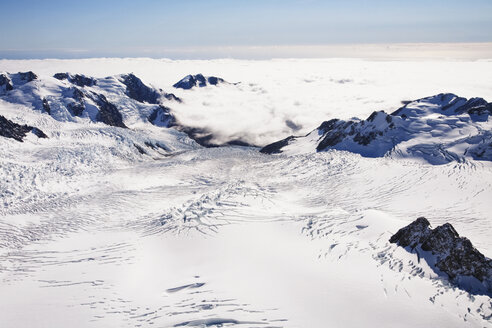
left=0, top=71, right=178, bottom=129
left=173, top=74, right=227, bottom=89
left=1, top=60, right=492, bottom=328
left=261, top=93, right=492, bottom=164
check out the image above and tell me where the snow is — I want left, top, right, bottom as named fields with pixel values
left=1, top=57, right=492, bottom=146
left=0, top=58, right=491, bottom=327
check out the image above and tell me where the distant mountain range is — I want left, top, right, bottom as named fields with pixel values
left=1, top=71, right=491, bottom=164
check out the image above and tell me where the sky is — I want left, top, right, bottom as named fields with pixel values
left=1, top=0, right=492, bottom=59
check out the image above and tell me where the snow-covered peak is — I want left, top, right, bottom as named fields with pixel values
left=0, top=71, right=179, bottom=129
left=173, top=74, right=226, bottom=89
left=260, top=93, right=492, bottom=164
left=392, top=93, right=491, bottom=119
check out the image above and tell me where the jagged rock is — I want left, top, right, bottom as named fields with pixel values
left=18, top=71, right=38, bottom=82
left=173, top=74, right=226, bottom=89
left=1, top=71, right=37, bottom=91
left=260, top=136, right=298, bottom=154
left=66, top=88, right=86, bottom=116
left=0, top=115, right=48, bottom=142
left=42, top=98, right=51, bottom=114
left=390, top=217, right=492, bottom=294
left=389, top=217, right=431, bottom=248
left=120, top=73, right=160, bottom=104
left=92, top=94, right=127, bottom=128
left=260, top=93, right=492, bottom=163
left=119, top=74, right=180, bottom=104
left=148, top=105, right=175, bottom=127
left=0, top=73, right=14, bottom=92
left=54, top=73, right=97, bottom=87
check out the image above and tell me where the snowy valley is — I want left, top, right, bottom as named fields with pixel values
left=0, top=58, right=492, bottom=328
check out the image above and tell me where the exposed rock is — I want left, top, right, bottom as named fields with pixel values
left=18, top=71, right=38, bottom=82
left=42, top=98, right=51, bottom=114
left=120, top=73, right=160, bottom=104
left=0, top=115, right=48, bottom=142
left=54, top=73, right=97, bottom=87
left=0, top=74, right=14, bottom=92
left=390, top=217, right=492, bottom=295
left=148, top=105, right=175, bottom=127
left=118, top=73, right=181, bottom=104
left=260, top=136, right=297, bottom=154
left=389, top=217, right=431, bottom=248
left=260, top=93, right=492, bottom=163
left=92, top=94, right=127, bottom=128
left=66, top=88, right=86, bottom=116
left=133, top=143, right=147, bottom=155
left=173, top=74, right=226, bottom=89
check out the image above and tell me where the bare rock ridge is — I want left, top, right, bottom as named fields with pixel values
left=148, top=105, right=175, bottom=127
left=260, top=93, right=492, bottom=164
left=119, top=73, right=181, bottom=103
left=0, top=115, right=48, bottom=142
left=173, top=74, right=226, bottom=89
left=390, top=217, right=492, bottom=295
left=54, top=72, right=97, bottom=87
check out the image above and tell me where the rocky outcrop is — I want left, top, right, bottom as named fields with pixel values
left=54, top=73, right=97, bottom=87
left=120, top=73, right=160, bottom=104
left=259, top=136, right=298, bottom=154
left=92, top=94, right=127, bottom=128
left=66, top=87, right=86, bottom=116
left=148, top=105, right=175, bottom=127
left=120, top=73, right=180, bottom=104
left=173, top=74, right=226, bottom=90
left=390, top=217, right=492, bottom=295
left=1, top=72, right=37, bottom=91
left=0, top=74, right=14, bottom=92
left=0, top=115, right=48, bottom=142
left=17, top=71, right=38, bottom=82
left=260, top=93, right=492, bottom=164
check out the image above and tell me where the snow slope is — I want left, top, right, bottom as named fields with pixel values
left=261, top=93, right=492, bottom=164
left=0, top=58, right=491, bottom=328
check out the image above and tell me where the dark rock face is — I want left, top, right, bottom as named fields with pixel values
left=173, top=74, right=226, bottom=89
left=390, top=217, right=492, bottom=295
left=148, top=105, right=175, bottom=127
left=54, top=73, right=96, bottom=87
left=0, top=74, right=14, bottom=91
left=42, top=98, right=51, bottom=114
left=18, top=71, right=38, bottom=82
left=92, top=94, right=127, bottom=128
left=389, top=217, right=431, bottom=248
left=66, top=88, right=86, bottom=116
left=260, top=93, right=492, bottom=163
left=0, top=115, right=48, bottom=142
left=260, top=136, right=297, bottom=154
left=120, top=73, right=160, bottom=104
left=120, top=74, right=180, bottom=104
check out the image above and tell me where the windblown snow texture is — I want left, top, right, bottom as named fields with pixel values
left=260, top=93, right=492, bottom=164
left=390, top=217, right=492, bottom=295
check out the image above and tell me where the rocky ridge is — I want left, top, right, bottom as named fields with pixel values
left=390, top=217, right=492, bottom=295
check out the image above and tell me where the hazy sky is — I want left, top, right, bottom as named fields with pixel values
left=1, top=0, right=492, bottom=59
